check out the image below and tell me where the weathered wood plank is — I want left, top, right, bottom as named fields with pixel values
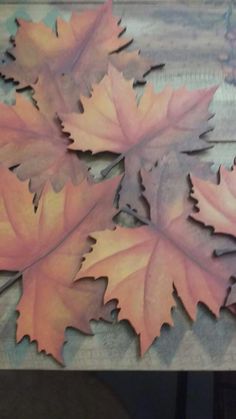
left=0, top=3, right=236, bottom=370
left=0, top=3, right=229, bottom=71
left=1, top=2, right=234, bottom=143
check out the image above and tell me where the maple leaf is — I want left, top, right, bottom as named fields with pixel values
left=190, top=165, right=236, bottom=311
left=0, top=1, right=154, bottom=96
left=0, top=165, right=120, bottom=362
left=62, top=65, right=216, bottom=211
left=0, top=77, right=87, bottom=202
left=191, top=165, right=236, bottom=237
left=78, top=153, right=236, bottom=354
left=32, top=66, right=80, bottom=119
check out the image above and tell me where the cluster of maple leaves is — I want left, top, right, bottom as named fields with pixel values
left=0, top=0, right=236, bottom=364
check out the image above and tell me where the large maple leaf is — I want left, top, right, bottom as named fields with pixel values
left=0, top=75, right=88, bottom=202
left=191, top=165, right=236, bottom=310
left=0, top=1, right=154, bottom=96
left=78, top=154, right=236, bottom=354
left=62, top=65, right=216, bottom=211
left=0, top=166, right=119, bottom=362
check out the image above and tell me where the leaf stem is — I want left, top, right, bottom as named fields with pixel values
left=101, top=153, right=125, bottom=178
left=121, top=205, right=151, bottom=226
left=0, top=272, right=22, bottom=295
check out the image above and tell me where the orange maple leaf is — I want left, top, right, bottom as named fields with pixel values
left=0, top=166, right=119, bottom=362
left=0, top=1, right=154, bottom=96
left=191, top=165, right=236, bottom=311
left=191, top=165, right=236, bottom=237
left=62, top=65, right=216, bottom=211
left=78, top=154, right=236, bottom=354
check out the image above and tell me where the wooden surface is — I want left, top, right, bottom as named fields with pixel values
left=1, top=1, right=236, bottom=370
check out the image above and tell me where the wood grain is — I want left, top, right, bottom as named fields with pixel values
left=0, top=2, right=236, bottom=370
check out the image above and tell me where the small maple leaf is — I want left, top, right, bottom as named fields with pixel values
left=62, top=65, right=216, bottom=211
left=191, top=165, right=236, bottom=237
left=0, top=1, right=154, bottom=97
left=78, top=153, right=236, bottom=354
left=0, top=166, right=120, bottom=362
left=191, top=165, right=236, bottom=310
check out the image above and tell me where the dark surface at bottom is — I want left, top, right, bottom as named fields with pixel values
left=0, top=371, right=234, bottom=419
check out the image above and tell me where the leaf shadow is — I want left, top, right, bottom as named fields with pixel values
left=151, top=298, right=192, bottom=366
left=64, top=320, right=137, bottom=367
left=192, top=304, right=236, bottom=363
